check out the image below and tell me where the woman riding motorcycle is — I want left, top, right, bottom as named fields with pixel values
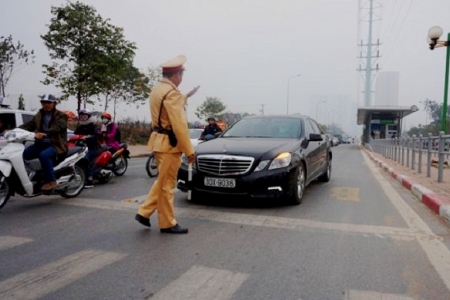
left=100, top=112, right=120, bottom=152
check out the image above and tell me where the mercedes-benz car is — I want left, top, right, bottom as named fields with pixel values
left=177, top=114, right=332, bottom=205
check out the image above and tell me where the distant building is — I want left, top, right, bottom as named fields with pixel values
left=375, top=72, right=399, bottom=106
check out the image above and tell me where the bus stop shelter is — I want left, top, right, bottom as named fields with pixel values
left=357, top=105, right=418, bottom=144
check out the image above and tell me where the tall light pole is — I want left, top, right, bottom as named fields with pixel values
left=428, top=25, right=449, bottom=132
left=328, top=109, right=336, bottom=135
left=286, top=74, right=301, bottom=114
left=315, top=100, right=326, bottom=123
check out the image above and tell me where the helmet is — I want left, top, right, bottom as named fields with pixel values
left=207, top=116, right=216, bottom=121
left=102, top=112, right=112, bottom=120
left=78, top=109, right=93, bottom=125
left=95, top=151, right=112, bottom=167
left=39, top=94, right=57, bottom=102
left=78, top=109, right=91, bottom=117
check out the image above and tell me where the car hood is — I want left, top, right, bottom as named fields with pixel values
left=195, top=138, right=299, bottom=159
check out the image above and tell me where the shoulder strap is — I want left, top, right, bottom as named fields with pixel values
left=158, top=89, right=174, bottom=129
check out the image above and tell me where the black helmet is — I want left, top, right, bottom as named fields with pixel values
left=207, top=116, right=216, bottom=121
left=39, top=94, right=57, bottom=102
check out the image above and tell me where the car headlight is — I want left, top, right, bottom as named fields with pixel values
left=268, top=152, right=292, bottom=170
left=181, top=153, right=196, bottom=168
left=254, top=160, right=270, bottom=172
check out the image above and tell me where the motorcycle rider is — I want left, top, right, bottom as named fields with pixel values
left=74, top=109, right=101, bottom=189
left=100, top=112, right=120, bottom=152
left=200, top=116, right=222, bottom=140
left=19, top=94, right=68, bottom=191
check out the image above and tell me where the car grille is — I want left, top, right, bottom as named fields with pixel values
left=197, top=155, right=254, bottom=176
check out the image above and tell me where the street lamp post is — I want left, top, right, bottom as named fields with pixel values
left=315, top=100, right=326, bottom=122
left=286, top=74, right=301, bottom=115
left=428, top=26, right=450, bottom=132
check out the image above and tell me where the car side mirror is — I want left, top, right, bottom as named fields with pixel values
left=309, top=133, right=323, bottom=142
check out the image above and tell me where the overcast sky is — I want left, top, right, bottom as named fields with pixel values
left=2, top=0, right=450, bottom=136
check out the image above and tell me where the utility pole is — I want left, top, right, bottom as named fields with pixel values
left=357, top=0, right=381, bottom=107
left=260, top=104, right=265, bottom=115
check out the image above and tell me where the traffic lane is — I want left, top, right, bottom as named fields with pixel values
left=79, top=157, right=154, bottom=200
left=0, top=200, right=448, bottom=299
left=175, top=145, right=408, bottom=229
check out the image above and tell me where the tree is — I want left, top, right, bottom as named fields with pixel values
left=0, top=35, right=35, bottom=97
left=41, top=1, right=136, bottom=112
left=419, top=99, right=450, bottom=134
left=18, top=94, right=25, bottom=110
left=195, top=97, right=226, bottom=121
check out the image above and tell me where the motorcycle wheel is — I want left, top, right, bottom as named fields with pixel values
left=0, top=176, right=10, bottom=209
left=146, top=153, right=159, bottom=177
left=61, top=164, right=85, bottom=198
left=113, top=155, right=128, bottom=176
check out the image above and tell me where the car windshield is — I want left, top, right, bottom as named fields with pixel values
left=222, top=117, right=302, bottom=138
left=189, top=129, right=202, bottom=139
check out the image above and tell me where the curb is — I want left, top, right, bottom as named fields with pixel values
left=365, top=151, right=450, bottom=224
left=130, top=153, right=149, bottom=158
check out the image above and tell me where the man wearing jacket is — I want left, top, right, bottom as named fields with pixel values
left=20, top=94, right=68, bottom=190
left=135, top=55, right=199, bottom=234
left=200, top=116, right=223, bottom=140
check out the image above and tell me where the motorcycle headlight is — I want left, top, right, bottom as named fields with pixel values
left=254, top=160, right=270, bottom=172
left=5, top=131, right=16, bottom=141
left=268, top=152, right=292, bottom=170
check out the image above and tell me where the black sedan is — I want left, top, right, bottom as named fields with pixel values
left=177, top=115, right=332, bottom=205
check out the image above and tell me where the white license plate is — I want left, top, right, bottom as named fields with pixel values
left=204, top=177, right=236, bottom=188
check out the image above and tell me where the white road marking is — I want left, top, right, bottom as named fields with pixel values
left=150, top=265, right=249, bottom=300
left=0, top=236, right=33, bottom=251
left=343, top=289, right=413, bottom=300
left=56, top=197, right=424, bottom=241
left=0, top=249, right=127, bottom=300
left=362, top=151, right=450, bottom=293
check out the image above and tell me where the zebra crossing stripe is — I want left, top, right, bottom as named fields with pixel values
left=150, top=265, right=249, bottom=300
left=0, top=249, right=127, bottom=300
left=0, top=236, right=33, bottom=251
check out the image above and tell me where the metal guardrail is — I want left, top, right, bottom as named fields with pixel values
left=371, top=132, right=450, bottom=182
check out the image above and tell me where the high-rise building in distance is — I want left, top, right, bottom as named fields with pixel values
left=374, top=72, right=399, bottom=106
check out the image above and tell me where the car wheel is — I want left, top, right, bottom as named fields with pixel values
left=318, top=157, right=331, bottom=182
left=287, top=163, right=305, bottom=205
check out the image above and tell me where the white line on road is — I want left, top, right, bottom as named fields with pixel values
left=0, top=236, right=33, bottom=251
left=56, top=197, right=425, bottom=241
left=343, top=289, right=413, bottom=300
left=0, top=249, right=127, bottom=300
left=150, top=265, right=249, bottom=300
left=362, top=151, right=450, bottom=293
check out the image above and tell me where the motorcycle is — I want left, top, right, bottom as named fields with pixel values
left=145, top=131, right=221, bottom=178
left=146, top=152, right=158, bottom=177
left=68, top=135, right=130, bottom=183
left=0, top=128, right=87, bottom=210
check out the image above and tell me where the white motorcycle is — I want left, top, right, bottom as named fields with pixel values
left=0, top=128, right=87, bottom=209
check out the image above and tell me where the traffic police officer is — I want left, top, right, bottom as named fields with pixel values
left=135, top=55, right=199, bottom=234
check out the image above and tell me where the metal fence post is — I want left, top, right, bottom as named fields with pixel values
left=406, top=137, right=410, bottom=168
left=411, top=134, right=416, bottom=170
left=418, top=134, right=423, bottom=174
left=401, top=137, right=405, bottom=166
left=427, top=133, right=432, bottom=178
left=438, top=131, right=444, bottom=183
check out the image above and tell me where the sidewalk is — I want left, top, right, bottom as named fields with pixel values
left=127, top=144, right=149, bottom=158
left=364, top=147, right=450, bottom=224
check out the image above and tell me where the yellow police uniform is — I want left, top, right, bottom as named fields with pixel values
left=137, top=55, right=195, bottom=230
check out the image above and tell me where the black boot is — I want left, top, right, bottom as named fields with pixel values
left=135, top=214, right=151, bottom=227
left=160, top=224, right=188, bottom=234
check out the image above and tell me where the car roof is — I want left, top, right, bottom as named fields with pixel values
left=244, top=114, right=309, bottom=120
left=0, top=108, right=35, bottom=114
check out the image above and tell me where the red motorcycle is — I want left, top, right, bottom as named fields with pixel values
left=68, top=135, right=130, bottom=183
